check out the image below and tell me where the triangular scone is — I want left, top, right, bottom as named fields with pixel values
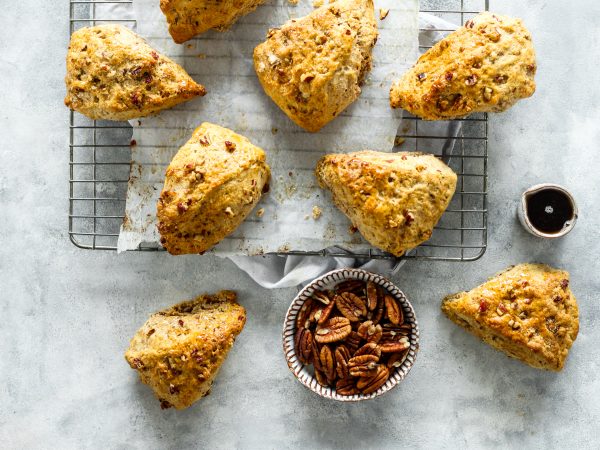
left=442, top=264, right=579, bottom=371
left=125, top=291, right=246, bottom=410
left=65, top=25, right=205, bottom=121
left=390, top=12, right=536, bottom=120
left=157, top=123, right=270, bottom=255
left=315, top=151, right=457, bottom=256
left=161, top=0, right=267, bottom=43
left=253, top=0, right=378, bottom=132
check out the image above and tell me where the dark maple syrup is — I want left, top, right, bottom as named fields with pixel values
left=526, top=189, right=574, bottom=234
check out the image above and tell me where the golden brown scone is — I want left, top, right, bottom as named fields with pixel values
left=125, top=291, right=246, bottom=410
left=160, top=0, right=267, bottom=43
left=253, top=0, right=378, bottom=132
left=441, top=264, right=579, bottom=371
left=315, top=151, right=457, bottom=256
left=157, top=123, right=270, bottom=255
left=390, top=12, right=536, bottom=120
left=65, top=25, right=205, bottom=121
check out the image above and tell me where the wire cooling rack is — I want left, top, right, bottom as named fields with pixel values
left=69, top=0, right=489, bottom=260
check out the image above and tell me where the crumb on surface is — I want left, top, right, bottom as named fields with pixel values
left=288, top=0, right=299, bottom=4
left=312, top=206, right=322, bottom=220
left=271, top=127, right=278, bottom=135
left=197, top=53, right=206, bottom=59
left=312, top=0, right=324, bottom=6
left=256, top=208, right=265, bottom=218
left=379, top=8, right=389, bottom=20
left=349, top=225, right=358, bottom=234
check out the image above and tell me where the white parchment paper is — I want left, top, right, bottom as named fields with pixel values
left=117, top=0, right=419, bottom=254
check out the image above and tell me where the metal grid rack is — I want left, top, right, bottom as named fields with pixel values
left=69, top=0, right=488, bottom=261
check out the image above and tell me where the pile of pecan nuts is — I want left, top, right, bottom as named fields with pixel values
left=294, top=279, right=411, bottom=396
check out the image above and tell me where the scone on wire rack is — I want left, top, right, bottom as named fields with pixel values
left=125, top=291, right=246, bottom=410
left=157, top=122, right=270, bottom=255
left=315, top=151, right=457, bottom=256
left=390, top=12, right=536, bottom=120
left=253, top=0, right=378, bottom=132
left=65, top=25, right=205, bottom=121
left=442, top=264, right=579, bottom=371
left=160, top=0, right=267, bottom=43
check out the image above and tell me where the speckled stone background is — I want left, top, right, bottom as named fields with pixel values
left=1, top=1, right=599, bottom=448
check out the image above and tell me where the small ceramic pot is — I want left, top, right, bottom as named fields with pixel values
left=282, top=268, right=419, bottom=401
left=517, top=183, right=578, bottom=238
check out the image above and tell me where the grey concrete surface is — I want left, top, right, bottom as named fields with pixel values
left=1, top=0, right=599, bottom=448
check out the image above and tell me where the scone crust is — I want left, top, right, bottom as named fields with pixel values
left=316, top=151, right=457, bottom=256
left=65, top=25, right=205, bottom=121
left=125, top=291, right=246, bottom=410
left=160, top=0, right=267, bottom=43
left=253, top=0, right=378, bottom=132
left=390, top=12, right=536, bottom=120
left=157, top=122, right=271, bottom=255
left=441, top=264, right=579, bottom=371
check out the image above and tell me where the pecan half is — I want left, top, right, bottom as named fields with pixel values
left=348, top=354, right=379, bottom=377
left=382, top=323, right=411, bottom=337
left=335, top=345, right=352, bottom=379
left=296, top=299, right=314, bottom=330
left=344, top=331, right=362, bottom=353
left=310, top=305, right=324, bottom=323
left=380, top=337, right=410, bottom=354
left=319, top=345, right=336, bottom=381
left=336, top=292, right=367, bottom=322
left=315, top=368, right=329, bottom=387
left=384, top=295, right=403, bottom=325
left=335, top=280, right=365, bottom=294
left=295, top=328, right=314, bottom=364
left=336, top=378, right=359, bottom=396
left=316, top=300, right=336, bottom=325
left=366, top=282, right=378, bottom=311
left=358, top=320, right=382, bottom=344
left=312, top=290, right=331, bottom=305
left=357, top=320, right=372, bottom=340
left=312, top=341, right=322, bottom=371
left=315, top=317, right=352, bottom=343
left=386, top=349, right=409, bottom=369
left=354, top=342, right=381, bottom=360
left=357, top=365, right=389, bottom=394
left=371, top=293, right=385, bottom=325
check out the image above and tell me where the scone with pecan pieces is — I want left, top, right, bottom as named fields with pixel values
left=65, top=25, right=205, bottom=121
left=442, top=264, right=579, bottom=371
left=157, top=122, right=270, bottom=255
left=316, top=151, right=457, bottom=256
left=125, top=291, right=246, bottom=410
left=390, top=12, right=536, bottom=120
left=253, top=0, right=378, bottom=132
left=160, top=0, right=267, bottom=43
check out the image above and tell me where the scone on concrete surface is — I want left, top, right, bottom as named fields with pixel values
left=253, top=0, right=378, bottom=132
left=315, top=151, right=457, bottom=256
left=157, top=122, right=271, bottom=255
left=441, top=264, right=579, bottom=371
left=65, top=25, right=205, bottom=121
left=160, top=0, right=267, bottom=43
left=125, top=291, right=246, bottom=410
left=390, top=12, right=536, bottom=120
